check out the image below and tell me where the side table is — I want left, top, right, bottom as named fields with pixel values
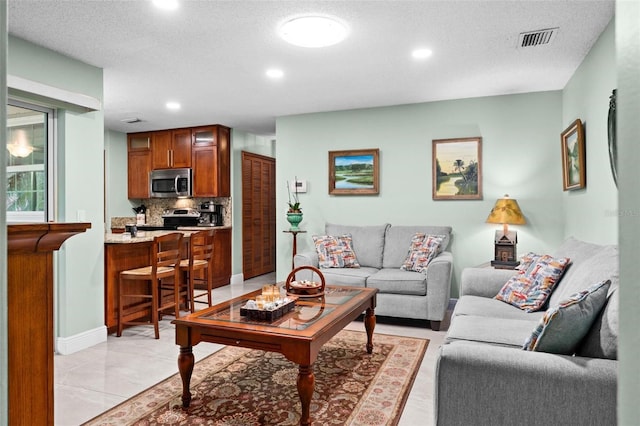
left=283, top=230, right=307, bottom=270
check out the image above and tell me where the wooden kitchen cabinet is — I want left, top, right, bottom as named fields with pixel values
left=151, top=129, right=191, bottom=169
left=127, top=132, right=152, bottom=199
left=191, top=125, right=230, bottom=197
left=212, top=227, right=232, bottom=287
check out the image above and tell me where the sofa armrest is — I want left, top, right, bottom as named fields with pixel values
left=293, top=251, right=318, bottom=268
left=425, top=252, right=453, bottom=321
left=459, top=267, right=516, bottom=298
left=435, top=341, right=617, bottom=426
left=292, top=251, right=320, bottom=281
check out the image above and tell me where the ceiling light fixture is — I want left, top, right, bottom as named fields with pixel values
left=279, top=16, right=348, bottom=48
left=6, top=129, right=34, bottom=158
left=166, top=101, right=181, bottom=110
left=412, top=48, right=433, bottom=60
left=152, top=0, right=179, bottom=11
left=266, top=69, right=284, bottom=79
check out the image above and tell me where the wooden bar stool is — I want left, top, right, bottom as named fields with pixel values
left=179, top=229, right=215, bottom=312
left=117, top=232, right=183, bottom=339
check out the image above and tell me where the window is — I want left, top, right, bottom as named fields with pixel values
left=6, top=101, right=54, bottom=222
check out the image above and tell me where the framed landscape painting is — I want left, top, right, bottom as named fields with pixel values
left=328, top=149, right=379, bottom=195
left=432, top=137, right=482, bottom=200
left=561, top=119, right=586, bottom=191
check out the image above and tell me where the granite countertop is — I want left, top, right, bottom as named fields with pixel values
left=177, top=225, right=232, bottom=231
left=104, top=230, right=198, bottom=244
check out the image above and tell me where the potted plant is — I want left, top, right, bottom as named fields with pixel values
left=286, top=179, right=303, bottom=231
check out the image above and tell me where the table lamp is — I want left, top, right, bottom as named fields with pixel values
left=486, top=194, right=526, bottom=269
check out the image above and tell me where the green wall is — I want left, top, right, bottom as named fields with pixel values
left=617, top=1, right=640, bottom=422
left=562, top=19, right=617, bottom=243
left=274, top=18, right=617, bottom=299
left=7, top=36, right=105, bottom=341
left=276, top=92, right=564, bottom=296
left=104, top=129, right=133, bottom=223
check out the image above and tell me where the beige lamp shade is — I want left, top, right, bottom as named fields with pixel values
left=486, top=195, right=526, bottom=226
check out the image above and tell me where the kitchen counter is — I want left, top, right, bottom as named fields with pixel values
left=104, top=229, right=197, bottom=244
left=103, top=226, right=232, bottom=333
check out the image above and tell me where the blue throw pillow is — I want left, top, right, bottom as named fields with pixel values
left=523, top=279, right=611, bottom=354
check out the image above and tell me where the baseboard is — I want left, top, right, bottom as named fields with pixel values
left=56, top=325, right=107, bottom=355
left=230, top=273, right=244, bottom=285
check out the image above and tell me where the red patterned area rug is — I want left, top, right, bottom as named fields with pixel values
left=83, top=330, right=428, bottom=426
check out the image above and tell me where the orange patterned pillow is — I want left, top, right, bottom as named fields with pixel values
left=495, top=254, right=571, bottom=312
left=312, top=234, right=360, bottom=268
left=400, top=233, right=443, bottom=273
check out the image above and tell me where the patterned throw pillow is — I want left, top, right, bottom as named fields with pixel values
left=523, top=280, right=611, bottom=354
left=312, top=234, right=360, bottom=269
left=516, top=252, right=543, bottom=273
left=495, top=254, right=571, bottom=312
left=400, top=233, right=443, bottom=273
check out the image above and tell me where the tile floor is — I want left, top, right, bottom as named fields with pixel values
left=54, top=273, right=451, bottom=425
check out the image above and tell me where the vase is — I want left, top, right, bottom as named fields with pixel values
left=286, top=212, right=303, bottom=231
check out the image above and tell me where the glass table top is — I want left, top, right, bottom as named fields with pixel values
left=197, top=286, right=363, bottom=331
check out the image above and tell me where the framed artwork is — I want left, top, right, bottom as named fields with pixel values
left=432, top=137, right=482, bottom=200
left=328, top=148, right=379, bottom=195
left=561, top=119, right=586, bottom=191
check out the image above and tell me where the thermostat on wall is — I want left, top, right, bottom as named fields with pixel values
left=290, top=179, right=307, bottom=193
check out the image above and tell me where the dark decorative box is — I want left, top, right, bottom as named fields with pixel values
left=240, top=298, right=296, bottom=322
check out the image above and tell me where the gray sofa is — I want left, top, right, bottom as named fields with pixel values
left=435, top=237, right=618, bottom=426
left=293, top=223, right=453, bottom=330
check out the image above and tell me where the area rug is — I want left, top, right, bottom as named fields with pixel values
left=83, top=330, right=428, bottom=425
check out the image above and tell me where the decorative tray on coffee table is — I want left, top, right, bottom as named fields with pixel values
left=285, top=266, right=326, bottom=297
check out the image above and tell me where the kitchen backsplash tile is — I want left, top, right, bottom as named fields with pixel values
left=113, top=197, right=231, bottom=230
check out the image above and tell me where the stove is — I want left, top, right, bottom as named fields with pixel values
left=162, top=208, right=201, bottom=228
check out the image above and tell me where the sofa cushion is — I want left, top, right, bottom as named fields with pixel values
left=317, top=266, right=379, bottom=287
left=523, top=280, right=611, bottom=354
left=577, top=288, right=618, bottom=360
left=366, top=268, right=427, bottom=296
left=548, top=244, right=619, bottom=307
left=326, top=223, right=389, bottom=269
left=495, top=254, right=570, bottom=312
left=445, top=315, right=539, bottom=348
left=453, top=295, right=546, bottom=322
left=312, top=234, right=360, bottom=268
left=400, top=234, right=443, bottom=272
left=382, top=225, right=452, bottom=268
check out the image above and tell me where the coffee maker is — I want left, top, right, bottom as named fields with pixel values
left=198, top=201, right=223, bottom=226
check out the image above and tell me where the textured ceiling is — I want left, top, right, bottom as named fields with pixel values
left=8, top=0, right=614, bottom=136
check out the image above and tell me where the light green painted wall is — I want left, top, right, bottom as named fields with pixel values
left=276, top=92, right=564, bottom=296
left=104, top=129, right=134, bottom=225
left=230, top=129, right=276, bottom=277
left=562, top=19, right=617, bottom=244
left=617, top=1, right=640, bottom=422
left=8, top=36, right=105, bottom=338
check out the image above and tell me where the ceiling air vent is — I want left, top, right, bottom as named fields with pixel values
left=121, top=117, right=142, bottom=124
left=518, top=28, right=558, bottom=48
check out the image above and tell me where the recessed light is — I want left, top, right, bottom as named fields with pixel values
left=412, top=48, right=433, bottom=60
left=166, top=101, right=181, bottom=110
left=152, top=0, right=179, bottom=10
left=266, top=69, right=284, bottom=79
left=279, top=16, right=348, bottom=48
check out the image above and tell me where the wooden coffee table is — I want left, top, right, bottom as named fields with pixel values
left=172, top=285, right=377, bottom=425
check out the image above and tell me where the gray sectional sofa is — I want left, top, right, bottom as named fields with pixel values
left=435, top=237, right=618, bottom=426
left=293, top=223, right=453, bottom=330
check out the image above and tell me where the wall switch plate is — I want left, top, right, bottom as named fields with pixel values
left=290, top=179, right=307, bottom=193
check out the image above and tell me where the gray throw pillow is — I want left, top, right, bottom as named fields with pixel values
left=523, top=279, right=611, bottom=354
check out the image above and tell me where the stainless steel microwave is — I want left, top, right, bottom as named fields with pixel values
left=150, top=168, right=192, bottom=198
